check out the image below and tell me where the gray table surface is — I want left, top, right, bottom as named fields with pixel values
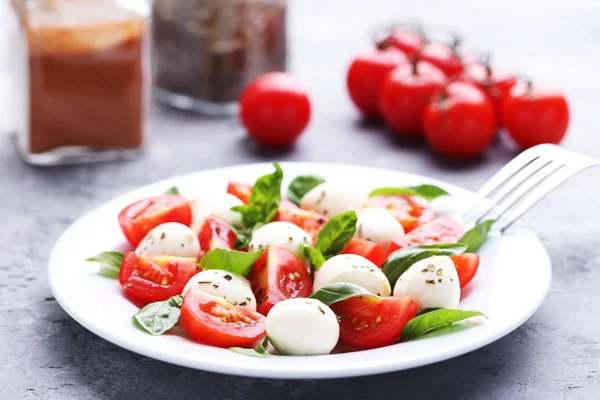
left=2, top=1, right=600, bottom=399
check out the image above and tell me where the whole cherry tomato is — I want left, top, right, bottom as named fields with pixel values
left=378, top=60, right=446, bottom=137
left=423, top=81, right=497, bottom=158
left=420, top=41, right=471, bottom=78
left=240, top=72, right=311, bottom=147
left=501, top=82, right=569, bottom=149
left=347, top=47, right=407, bottom=118
left=378, top=27, right=426, bottom=58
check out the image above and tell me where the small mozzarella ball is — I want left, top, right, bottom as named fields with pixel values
left=248, top=222, right=310, bottom=259
left=135, top=222, right=200, bottom=257
left=301, top=183, right=368, bottom=217
left=313, top=254, right=391, bottom=296
left=266, top=298, right=339, bottom=355
left=183, top=269, right=256, bottom=311
left=356, top=208, right=404, bottom=252
left=393, top=255, right=460, bottom=310
left=190, top=193, right=243, bottom=232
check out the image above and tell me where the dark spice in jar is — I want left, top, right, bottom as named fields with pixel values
left=153, top=0, right=287, bottom=105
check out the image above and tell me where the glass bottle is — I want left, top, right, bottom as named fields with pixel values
left=152, top=0, right=287, bottom=116
left=12, top=0, right=152, bottom=165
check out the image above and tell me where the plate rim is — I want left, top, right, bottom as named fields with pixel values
left=48, top=161, right=552, bottom=379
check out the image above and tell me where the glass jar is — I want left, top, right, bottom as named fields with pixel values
left=12, top=0, right=152, bottom=166
left=153, top=0, right=287, bottom=116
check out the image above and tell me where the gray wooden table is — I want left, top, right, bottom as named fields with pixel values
left=1, top=1, right=600, bottom=399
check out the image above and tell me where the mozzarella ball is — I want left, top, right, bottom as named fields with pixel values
left=313, top=254, right=391, bottom=296
left=183, top=269, right=256, bottom=311
left=300, top=183, right=368, bottom=217
left=248, top=222, right=310, bottom=259
left=266, top=298, right=339, bottom=355
left=356, top=208, right=404, bottom=252
left=190, top=193, right=243, bottom=232
left=135, top=222, right=200, bottom=257
left=393, top=255, right=460, bottom=310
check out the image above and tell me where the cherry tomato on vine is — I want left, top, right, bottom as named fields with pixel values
left=423, top=81, right=497, bottom=158
left=379, top=27, right=426, bottom=58
left=462, top=63, right=517, bottom=123
left=347, top=47, right=408, bottom=118
left=378, top=60, right=446, bottom=137
left=420, top=41, right=468, bottom=78
left=240, top=72, right=311, bottom=147
left=501, top=82, right=569, bottom=149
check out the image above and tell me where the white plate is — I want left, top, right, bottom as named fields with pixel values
left=48, top=162, right=551, bottom=379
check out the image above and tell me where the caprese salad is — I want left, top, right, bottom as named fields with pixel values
left=87, top=163, right=491, bottom=357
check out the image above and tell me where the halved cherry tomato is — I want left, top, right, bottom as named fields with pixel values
left=248, top=246, right=312, bottom=315
left=280, top=198, right=300, bottom=210
left=180, top=289, right=266, bottom=348
left=198, top=216, right=236, bottom=253
left=119, top=252, right=198, bottom=305
left=451, top=253, right=480, bottom=289
left=227, top=181, right=253, bottom=204
left=341, top=238, right=387, bottom=267
left=330, top=295, right=417, bottom=349
left=389, top=216, right=465, bottom=253
left=366, top=195, right=434, bottom=232
left=118, top=195, right=192, bottom=247
left=276, top=206, right=327, bottom=242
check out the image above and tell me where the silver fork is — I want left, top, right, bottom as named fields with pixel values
left=461, top=144, right=599, bottom=232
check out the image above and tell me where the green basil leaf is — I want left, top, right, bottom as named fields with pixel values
left=199, top=248, right=265, bottom=277
left=416, top=307, right=441, bottom=317
left=229, top=336, right=270, bottom=358
left=314, top=211, right=358, bottom=258
left=232, top=163, right=283, bottom=229
left=164, top=186, right=180, bottom=195
left=310, top=282, right=378, bottom=306
left=401, top=309, right=487, bottom=341
left=369, top=184, right=450, bottom=201
left=287, top=175, right=325, bottom=206
left=230, top=226, right=253, bottom=249
left=382, top=244, right=467, bottom=290
left=86, top=251, right=124, bottom=279
left=301, top=242, right=326, bottom=270
left=458, top=220, right=495, bottom=253
left=133, top=295, right=183, bottom=336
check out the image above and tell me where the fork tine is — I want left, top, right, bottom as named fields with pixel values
left=462, top=146, right=544, bottom=218
left=472, top=157, right=553, bottom=223
left=498, top=159, right=600, bottom=232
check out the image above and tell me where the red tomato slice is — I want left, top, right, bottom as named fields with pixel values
left=180, top=289, right=266, bottom=348
left=389, top=216, right=465, bottom=253
left=366, top=195, right=434, bottom=232
left=341, top=238, right=386, bottom=267
left=227, top=181, right=253, bottom=204
left=451, top=253, right=480, bottom=289
left=118, top=195, right=192, bottom=247
left=330, top=295, right=417, bottom=349
left=248, top=246, right=312, bottom=315
left=198, top=216, right=236, bottom=253
left=119, top=252, right=198, bottom=305
left=276, top=206, right=327, bottom=242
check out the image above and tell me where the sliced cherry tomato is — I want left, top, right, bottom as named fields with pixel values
left=248, top=246, right=312, bottom=316
left=379, top=27, right=426, bottom=58
left=389, top=216, right=465, bottom=253
left=501, top=82, right=569, bottom=149
left=227, top=181, right=253, bottom=204
left=240, top=72, right=311, bottom=147
left=180, top=289, right=266, bottom=348
left=423, top=81, right=497, bottom=158
left=280, top=198, right=300, bottom=210
left=420, top=41, right=468, bottom=78
left=118, top=195, right=192, bottom=248
left=276, top=206, right=327, bottom=242
left=367, top=195, right=434, bottom=232
left=330, top=295, right=417, bottom=349
left=451, top=253, right=480, bottom=289
left=119, top=252, right=198, bottom=305
left=198, top=216, right=236, bottom=253
left=346, top=47, right=407, bottom=118
left=378, top=60, right=446, bottom=138
left=341, top=238, right=386, bottom=267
